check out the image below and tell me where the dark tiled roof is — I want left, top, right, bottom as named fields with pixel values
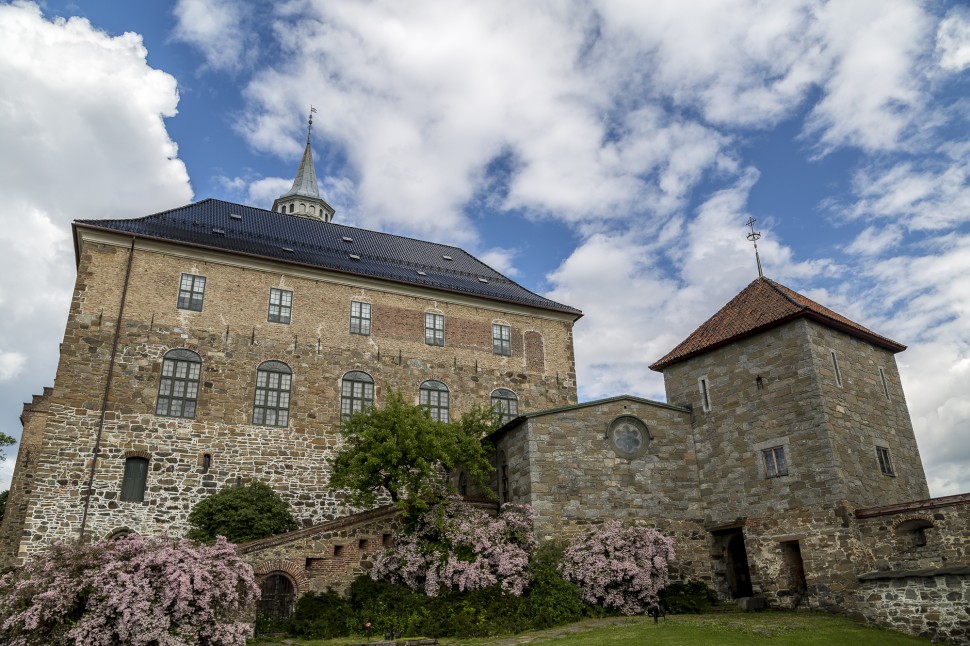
left=74, top=199, right=582, bottom=317
left=649, top=277, right=905, bottom=371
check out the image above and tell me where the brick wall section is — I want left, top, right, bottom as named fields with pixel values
left=5, top=236, right=579, bottom=560
left=238, top=505, right=402, bottom=595
left=661, top=318, right=928, bottom=518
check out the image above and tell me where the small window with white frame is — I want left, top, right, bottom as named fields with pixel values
left=698, top=376, right=712, bottom=412
left=762, top=446, right=788, bottom=478
left=350, top=301, right=371, bottom=335
left=877, top=445, right=895, bottom=476
left=492, top=323, right=511, bottom=356
left=425, top=313, right=445, bottom=346
left=268, top=288, right=292, bottom=324
left=177, top=273, right=206, bottom=311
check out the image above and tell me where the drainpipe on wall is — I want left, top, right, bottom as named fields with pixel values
left=78, top=236, right=136, bottom=542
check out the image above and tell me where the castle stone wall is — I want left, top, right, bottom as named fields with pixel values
left=5, top=235, right=578, bottom=560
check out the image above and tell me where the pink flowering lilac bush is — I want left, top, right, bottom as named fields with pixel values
left=373, top=499, right=537, bottom=597
left=0, top=535, right=259, bottom=646
left=560, top=520, right=675, bottom=615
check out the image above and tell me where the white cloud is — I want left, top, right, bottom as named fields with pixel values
left=937, top=7, right=970, bottom=72
left=845, top=225, right=905, bottom=257
left=0, top=2, right=192, bottom=452
left=804, top=0, right=932, bottom=153
left=171, top=0, right=257, bottom=73
left=0, top=352, right=26, bottom=383
left=0, top=456, right=15, bottom=493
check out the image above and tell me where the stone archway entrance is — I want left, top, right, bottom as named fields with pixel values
left=258, top=573, right=296, bottom=622
left=711, top=527, right=753, bottom=599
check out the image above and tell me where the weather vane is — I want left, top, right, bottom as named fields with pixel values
left=308, top=105, right=317, bottom=141
left=745, top=217, right=764, bottom=278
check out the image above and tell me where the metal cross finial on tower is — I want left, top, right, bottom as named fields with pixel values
left=307, top=105, right=317, bottom=143
left=745, top=216, right=765, bottom=278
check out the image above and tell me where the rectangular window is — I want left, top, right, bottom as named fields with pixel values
left=121, top=457, right=149, bottom=502
left=177, top=273, right=206, bottom=311
left=877, top=446, right=895, bottom=476
left=831, top=351, right=843, bottom=387
left=879, top=367, right=891, bottom=400
left=425, top=313, right=444, bottom=346
left=698, top=377, right=711, bottom=412
left=350, top=301, right=372, bottom=335
left=762, top=446, right=788, bottom=478
left=268, top=288, right=292, bottom=324
left=492, top=324, right=511, bottom=356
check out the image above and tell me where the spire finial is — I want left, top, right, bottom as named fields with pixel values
left=307, top=105, right=317, bottom=143
left=745, top=217, right=764, bottom=278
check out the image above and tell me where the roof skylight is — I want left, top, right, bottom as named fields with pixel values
left=230, top=213, right=243, bottom=220
left=342, top=236, right=353, bottom=243
left=349, top=254, right=361, bottom=260
left=442, top=255, right=453, bottom=261
left=212, top=228, right=225, bottom=235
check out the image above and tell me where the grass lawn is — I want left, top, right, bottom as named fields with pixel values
left=252, top=611, right=932, bottom=646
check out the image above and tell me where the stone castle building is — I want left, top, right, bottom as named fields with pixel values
left=1, top=136, right=968, bottom=643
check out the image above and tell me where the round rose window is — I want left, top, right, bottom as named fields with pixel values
left=608, top=416, right=649, bottom=458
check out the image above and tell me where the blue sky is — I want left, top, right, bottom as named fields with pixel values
left=1, top=0, right=969, bottom=496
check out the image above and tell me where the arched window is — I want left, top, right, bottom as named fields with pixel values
left=156, top=349, right=201, bottom=418
left=498, top=450, right=509, bottom=504
left=121, top=457, right=149, bottom=502
left=491, top=388, right=518, bottom=423
left=419, top=380, right=449, bottom=422
left=253, top=361, right=292, bottom=427
left=341, top=371, right=374, bottom=419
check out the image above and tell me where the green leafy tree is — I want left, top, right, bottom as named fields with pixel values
left=0, top=490, right=7, bottom=522
left=329, top=389, right=497, bottom=520
left=187, top=480, right=299, bottom=544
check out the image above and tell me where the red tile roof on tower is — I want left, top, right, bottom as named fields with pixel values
left=649, top=277, right=905, bottom=371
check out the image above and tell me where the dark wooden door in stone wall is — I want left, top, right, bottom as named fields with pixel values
left=726, top=532, right=753, bottom=598
left=258, top=573, right=295, bottom=622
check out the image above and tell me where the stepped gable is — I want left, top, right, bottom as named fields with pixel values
left=650, top=277, right=904, bottom=371
left=73, top=198, right=581, bottom=317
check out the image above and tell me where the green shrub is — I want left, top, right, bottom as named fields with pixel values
left=288, top=590, right=351, bottom=639
left=660, top=579, right=718, bottom=614
left=186, top=481, right=298, bottom=544
left=525, top=542, right=586, bottom=628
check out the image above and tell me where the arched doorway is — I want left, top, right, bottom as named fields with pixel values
left=258, top=573, right=295, bottom=623
left=726, top=533, right=753, bottom=598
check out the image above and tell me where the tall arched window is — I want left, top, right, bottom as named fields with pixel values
left=253, top=361, right=292, bottom=427
left=419, top=380, right=450, bottom=422
left=121, top=457, right=149, bottom=502
left=341, top=371, right=374, bottom=419
left=156, top=349, right=201, bottom=418
left=491, top=388, right=518, bottom=423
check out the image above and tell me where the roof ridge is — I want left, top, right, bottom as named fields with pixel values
left=763, top=277, right=809, bottom=313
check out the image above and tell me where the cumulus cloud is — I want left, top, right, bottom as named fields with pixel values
left=0, top=2, right=192, bottom=489
left=804, top=0, right=932, bottom=153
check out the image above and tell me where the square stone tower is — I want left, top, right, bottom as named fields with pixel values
left=651, top=277, right=929, bottom=518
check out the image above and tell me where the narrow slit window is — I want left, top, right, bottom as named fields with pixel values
left=268, top=288, right=292, bottom=324
left=201, top=453, right=212, bottom=473
left=831, top=351, right=843, bottom=387
left=762, top=446, right=788, bottom=478
left=177, top=274, right=206, bottom=311
left=698, top=377, right=711, bottom=412
left=877, top=446, right=895, bottom=476
left=350, top=301, right=372, bottom=335
left=879, top=368, right=891, bottom=400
